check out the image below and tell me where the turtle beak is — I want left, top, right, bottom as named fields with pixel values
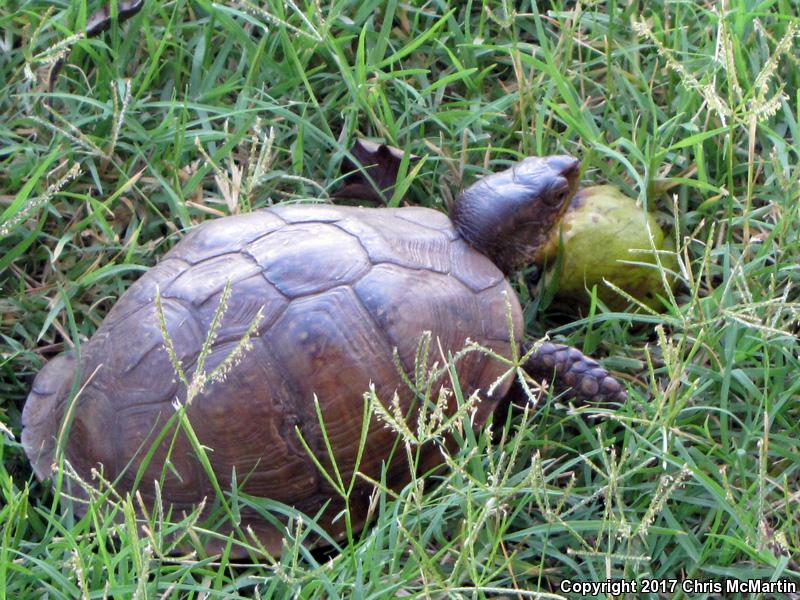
left=546, top=155, right=580, bottom=179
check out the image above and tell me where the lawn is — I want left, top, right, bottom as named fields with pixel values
left=1, top=0, right=799, bottom=598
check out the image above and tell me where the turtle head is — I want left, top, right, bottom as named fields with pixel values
left=451, top=155, right=580, bottom=274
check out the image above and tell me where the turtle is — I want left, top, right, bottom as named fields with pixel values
left=22, top=154, right=626, bottom=555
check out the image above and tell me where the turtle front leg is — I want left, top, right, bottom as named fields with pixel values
left=521, top=341, right=627, bottom=404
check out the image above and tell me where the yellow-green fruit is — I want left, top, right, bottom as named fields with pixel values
left=534, top=185, right=677, bottom=311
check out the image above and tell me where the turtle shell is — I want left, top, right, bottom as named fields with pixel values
left=22, top=204, right=523, bottom=553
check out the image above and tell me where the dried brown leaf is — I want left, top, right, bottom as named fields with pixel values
left=334, top=139, right=417, bottom=204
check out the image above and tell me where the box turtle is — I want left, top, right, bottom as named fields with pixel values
left=22, top=155, right=625, bottom=555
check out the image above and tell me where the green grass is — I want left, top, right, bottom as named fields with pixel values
left=2, top=0, right=799, bottom=597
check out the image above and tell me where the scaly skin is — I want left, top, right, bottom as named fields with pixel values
left=522, top=341, right=627, bottom=403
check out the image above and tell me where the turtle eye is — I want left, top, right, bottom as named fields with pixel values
left=543, top=184, right=569, bottom=206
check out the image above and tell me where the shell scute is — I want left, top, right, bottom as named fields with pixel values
left=197, top=273, right=289, bottom=342
left=269, top=204, right=347, bottom=223
left=395, top=206, right=457, bottom=238
left=335, top=212, right=452, bottom=273
left=168, top=210, right=285, bottom=264
left=354, top=262, right=481, bottom=375
left=97, top=257, right=188, bottom=327
left=262, top=286, right=403, bottom=486
left=187, top=337, right=319, bottom=502
left=246, top=223, right=370, bottom=298
left=115, top=403, right=203, bottom=503
left=449, top=240, right=505, bottom=292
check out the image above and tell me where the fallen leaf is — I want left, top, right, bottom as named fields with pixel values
left=48, top=0, right=146, bottom=114
left=334, top=139, right=418, bottom=204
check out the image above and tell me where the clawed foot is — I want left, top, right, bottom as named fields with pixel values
left=523, top=341, right=627, bottom=404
